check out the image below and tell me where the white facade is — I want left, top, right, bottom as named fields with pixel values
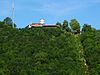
left=39, top=19, right=45, bottom=24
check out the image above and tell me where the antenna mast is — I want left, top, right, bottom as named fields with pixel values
left=12, top=0, right=14, bottom=28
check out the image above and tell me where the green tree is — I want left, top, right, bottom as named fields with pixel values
left=4, top=17, right=13, bottom=25
left=82, top=24, right=96, bottom=32
left=0, top=21, right=5, bottom=28
left=56, top=22, right=62, bottom=27
left=81, top=30, right=100, bottom=75
left=62, top=20, right=68, bottom=29
left=3, top=17, right=16, bottom=28
left=82, top=24, right=92, bottom=32
left=62, top=20, right=71, bottom=32
left=0, top=21, right=12, bottom=28
left=70, top=19, right=80, bottom=34
left=0, top=28, right=88, bottom=75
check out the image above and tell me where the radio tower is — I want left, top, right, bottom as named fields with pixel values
left=12, top=0, right=14, bottom=28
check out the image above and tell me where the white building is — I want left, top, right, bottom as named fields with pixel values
left=28, top=19, right=58, bottom=28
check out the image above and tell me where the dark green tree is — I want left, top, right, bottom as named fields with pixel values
left=82, top=24, right=96, bottom=32
left=4, top=17, right=13, bottom=25
left=56, top=22, right=62, bottom=27
left=3, top=17, right=16, bottom=28
left=0, top=21, right=12, bottom=28
left=82, top=24, right=92, bottom=32
left=62, top=20, right=71, bottom=32
left=63, top=20, right=68, bottom=29
left=0, top=21, right=5, bottom=28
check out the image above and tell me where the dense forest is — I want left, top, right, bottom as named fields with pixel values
left=0, top=17, right=100, bottom=75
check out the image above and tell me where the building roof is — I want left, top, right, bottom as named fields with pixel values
left=29, top=20, right=58, bottom=28
left=31, top=23, right=43, bottom=27
left=32, top=23, right=43, bottom=25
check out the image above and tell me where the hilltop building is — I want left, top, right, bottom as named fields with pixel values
left=28, top=19, right=58, bottom=28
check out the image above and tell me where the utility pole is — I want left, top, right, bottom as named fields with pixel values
left=12, top=0, right=14, bottom=28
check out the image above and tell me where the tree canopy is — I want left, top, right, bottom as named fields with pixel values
left=0, top=17, right=100, bottom=75
left=1, top=17, right=16, bottom=28
left=70, top=19, right=80, bottom=34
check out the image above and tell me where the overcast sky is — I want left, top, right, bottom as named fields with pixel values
left=0, top=0, right=100, bottom=29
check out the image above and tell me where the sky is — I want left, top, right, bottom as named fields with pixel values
left=0, top=0, right=100, bottom=29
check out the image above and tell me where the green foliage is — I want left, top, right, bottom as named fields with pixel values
left=0, top=28, right=88, bottom=75
left=82, top=24, right=92, bottom=32
left=0, top=21, right=11, bottom=28
left=63, top=20, right=68, bottom=28
left=0, top=17, right=16, bottom=28
left=70, top=19, right=80, bottom=34
left=62, top=20, right=71, bottom=32
left=56, top=20, right=71, bottom=32
left=81, top=30, right=100, bottom=75
left=0, top=17, right=100, bottom=75
left=3, top=17, right=13, bottom=25
left=56, top=22, right=61, bottom=26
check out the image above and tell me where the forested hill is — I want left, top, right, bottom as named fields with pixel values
left=0, top=28, right=86, bottom=75
left=0, top=27, right=99, bottom=75
left=0, top=17, right=100, bottom=75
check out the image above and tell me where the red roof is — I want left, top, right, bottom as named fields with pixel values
left=31, top=23, right=58, bottom=27
left=31, top=23, right=43, bottom=27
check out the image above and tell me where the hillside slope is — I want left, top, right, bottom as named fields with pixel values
left=81, top=30, right=100, bottom=75
left=0, top=28, right=89, bottom=75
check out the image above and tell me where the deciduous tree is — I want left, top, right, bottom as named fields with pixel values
left=70, top=19, right=80, bottom=34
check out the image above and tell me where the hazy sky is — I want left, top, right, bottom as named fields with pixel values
left=0, top=0, right=100, bottom=29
